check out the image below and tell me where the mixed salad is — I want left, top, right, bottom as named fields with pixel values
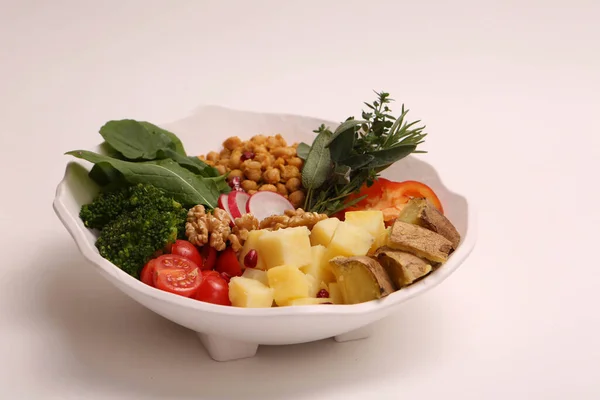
left=67, top=92, right=460, bottom=307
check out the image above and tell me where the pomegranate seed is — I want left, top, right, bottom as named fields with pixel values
left=241, top=151, right=255, bottom=161
left=317, top=289, right=329, bottom=298
left=244, top=249, right=258, bottom=268
left=321, top=302, right=333, bottom=305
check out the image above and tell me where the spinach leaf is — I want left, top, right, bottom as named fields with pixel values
left=156, top=149, right=219, bottom=177
left=297, top=142, right=311, bottom=160
left=139, top=121, right=187, bottom=156
left=88, top=162, right=124, bottom=187
left=365, top=144, right=416, bottom=169
left=301, top=128, right=332, bottom=190
left=99, top=120, right=176, bottom=160
left=67, top=150, right=220, bottom=208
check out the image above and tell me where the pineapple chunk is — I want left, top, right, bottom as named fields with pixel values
left=267, top=265, right=311, bottom=306
left=310, top=217, right=340, bottom=247
left=239, top=230, right=267, bottom=270
left=288, top=297, right=333, bottom=306
left=257, top=227, right=312, bottom=270
left=300, top=245, right=336, bottom=287
left=328, top=282, right=344, bottom=304
left=344, top=210, right=386, bottom=239
left=228, top=277, right=274, bottom=308
left=369, top=226, right=391, bottom=254
left=325, top=221, right=374, bottom=260
left=306, top=273, right=319, bottom=297
left=241, top=268, right=269, bottom=286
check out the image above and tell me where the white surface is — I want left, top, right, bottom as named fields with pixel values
left=53, top=106, right=476, bottom=357
left=0, top=0, right=598, bottom=399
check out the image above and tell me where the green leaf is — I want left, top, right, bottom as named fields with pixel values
left=329, top=127, right=355, bottom=163
left=156, top=149, right=219, bottom=177
left=66, top=150, right=221, bottom=208
left=343, top=154, right=375, bottom=169
left=301, top=129, right=332, bottom=190
left=138, top=121, right=186, bottom=156
left=297, top=142, right=311, bottom=160
left=99, top=120, right=177, bottom=160
left=333, top=165, right=352, bottom=185
left=366, top=144, right=416, bottom=169
left=88, top=162, right=124, bottom=187
left=325, top=119, right=366, bottom=147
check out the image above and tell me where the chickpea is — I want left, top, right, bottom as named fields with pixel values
left=263, top=168, right=280, bottom=184
left=289, top=190, right=306, bottom=208
left=248, top=189, right=258, bottom=195
left=217, top=158, right=230, bottom=166
left=223, top=136, right=242, bottom=151
left=241, top=160, right=261, bottom=171
left=255, top=153, right=274, bottom=169
left=244, top=165, right=262, bottom=181
left=276, top=183, right=288, bottom=196
left=253, top=144, right=268, bottom=154
left=215, top=165, right=227, bottom=175
left=285, top=177, right=301, bottom=192
left=228, top=169, right=244, bottom=180
left=275, top=134, right=287, bottom=147
left=287, top=157, right=303, bottom=168
left=258, top=184, right=278, bottom=192
left=229, top=149, right=243, bottom=169
left=273, top=157, right=285, bottom=167
left=220, top=148, right=231, bottom=158
left=251, top=135, right=267, bottom=145
left=271, top=146, right=296, bottom=159
left=266, top=136, right=280, bottom=149
left=206, top=151, right=220, bottom=163
left=241, top=180, right=258, bottom=192
left=280, top=165, right=300, bottom=181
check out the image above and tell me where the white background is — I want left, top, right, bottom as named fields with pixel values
left=1, top=1, right=599, bottom=399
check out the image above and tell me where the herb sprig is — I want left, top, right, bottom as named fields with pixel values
left=301, top=91, right=427, bottom=215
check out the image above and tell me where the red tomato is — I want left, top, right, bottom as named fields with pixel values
left=345, top=178, right=444, bottom=223
left=140, top=259, right=157, bottom=286
left=195, top=274, right=231, bottom=306
left=200, top=246, right=217, bottom=271
left=171, top=240, right=203, bottom=269
left=201, top=270, right=221, bottom=279
left=215, top=247, right=243, bottom=277
left=154, top=267, right=202, bottom=298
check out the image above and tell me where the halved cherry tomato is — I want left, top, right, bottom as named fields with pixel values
left=171, top=240, right=203, bottom=268
left=344, top=178, right=444, bottom=223
left=195, top=274, right=231, bottom=306
left=140, top=259, right=157, bottom=286
left=215, top=247, right=243, bottom=277
left=200, top=246, right=217, bottom=271
left=154, top=267, right=202, bottom=298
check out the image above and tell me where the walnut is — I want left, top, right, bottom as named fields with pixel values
left=229, top=214, right=259, bottom=252
left=259, top=208, right=327, bottom=231
left=185, top=205, right=232, bottom=251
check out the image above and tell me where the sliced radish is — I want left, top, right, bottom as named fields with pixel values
left=228, top=191, right=250, bottom=220
left=218, top=194, right=235, bottom=225
left=247, top=191, right=295, bottom=222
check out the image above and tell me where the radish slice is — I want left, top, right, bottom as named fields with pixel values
left=247, top=192, right=295, bottom=222
left=218, top=194, right=235, bottom=225
left=228, top=191, right=250, bottom=220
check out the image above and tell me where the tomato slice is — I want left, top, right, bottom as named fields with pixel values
left=195, top=274, right=231, bottom=306
left=154, top=267, right=201, bottom=298
left=200, top=246, right=217, bottom=271
left=215, top=247, right=243, bottom=277
left=344, top=178, right=444, bottom=223
left=171, top=240, right=203, bottom=269
left=140, top=259, right=157, bottom=286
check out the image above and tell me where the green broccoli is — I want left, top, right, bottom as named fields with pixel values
left=80, top=183, right=188, bottom=277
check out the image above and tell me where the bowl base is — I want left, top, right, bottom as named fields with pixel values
left=197, top=332, right=259, bottom=362
left=333, top=324, right=373, bottom=343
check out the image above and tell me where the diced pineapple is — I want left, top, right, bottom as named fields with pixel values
left=241, top=268, right=269, bottom=286
left=300, top=245, right=336, bottom=287
left=239, top=230, right=267, bottom=270
left=325, top=221, right=374, bottom=260
left=228, top=277, right=274, bottom=308
left=328, top=282, right=344, bottom=304
left=306, top=273, right=319, bottom=297
left=369, top=226, right=391, bottom=254
left=257, top=226, right=312, bottom=270
left=267, top=265, right=311, bottom=306
left=288, top=297, right=333, bottom=306
left=344, top=210, right=386, bottom=239
left=310, top=217, right=340, bottom=247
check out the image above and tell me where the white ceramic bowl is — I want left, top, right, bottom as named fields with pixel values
left=53, top=106, right=477, bottom=362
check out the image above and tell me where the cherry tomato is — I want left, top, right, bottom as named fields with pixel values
left=345, top=178, right=444, bottom=223
left=171, top=240, right=203, bottom=269
left=215, top=247, right=243, bottom=277
left=140, top=259, right=157, bottom=286
left=195, top=274, right=231, bottom=306
left=200, top=246, right=217, bottom=271
left=201, top=270, right=221, bottom=279
left=154, top=267, right=201, bottom=298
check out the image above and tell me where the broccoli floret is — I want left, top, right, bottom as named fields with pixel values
left=80, top=183, right=188, bottom=277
